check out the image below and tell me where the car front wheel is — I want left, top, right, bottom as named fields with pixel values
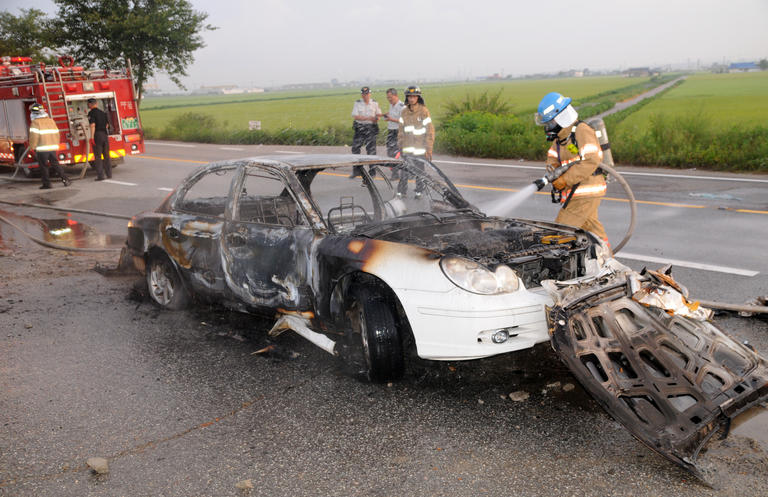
left=346, top=286, right=404, bottom=382
left=146, top=253, right=190, bottom=310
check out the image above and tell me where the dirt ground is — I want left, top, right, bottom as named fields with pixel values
left=2, top=234, right=768, bottom=496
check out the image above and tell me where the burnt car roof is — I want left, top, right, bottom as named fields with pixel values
left=212, top=154, right=401, bottom=171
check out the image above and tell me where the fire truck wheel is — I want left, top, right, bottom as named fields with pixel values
left=146, top=253, right=190, bottom=310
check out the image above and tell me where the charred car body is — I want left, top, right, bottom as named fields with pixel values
left=126, top=155, right=768, bottom=478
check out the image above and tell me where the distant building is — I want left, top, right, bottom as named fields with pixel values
left=728, top=62, right=759, bottom=72
left=625, top=67, right=650, bottom=77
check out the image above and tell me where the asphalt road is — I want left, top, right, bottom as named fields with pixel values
left=1, top=144, right=767, bottom=496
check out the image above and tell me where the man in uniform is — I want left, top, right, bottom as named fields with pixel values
left=350, top=86, right=382, bottom=156
left=535, top=92, right=608, bottom=245
left=87, top=98, right=111, bottom=181
left=383, top=88, right=405, bottom=178
left=397, top=85, right=434, bottom=198
left=28, top=103, right=71, bottom=190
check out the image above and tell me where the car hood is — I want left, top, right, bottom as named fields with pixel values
left=542, top=259, right=768, bottom=481
left=353, top=214, right=600, bottom=287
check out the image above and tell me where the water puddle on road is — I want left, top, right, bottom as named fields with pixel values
left=0, top=209, right=125, bottom=250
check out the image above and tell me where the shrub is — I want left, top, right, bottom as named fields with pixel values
left=442, top=91, right=512, bottom=120
left=436, top=111, right=542, bottom=158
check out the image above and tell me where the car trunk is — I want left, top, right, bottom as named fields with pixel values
left=542, top=259, right=768, bottom=479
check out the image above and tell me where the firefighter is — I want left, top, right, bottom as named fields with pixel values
left=397, top=86, right=434, bottom=198
left=28, top=103, right=71, bottom=190
left=535, top=92, right=608, bottom=244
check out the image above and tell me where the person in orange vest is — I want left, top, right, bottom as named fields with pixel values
left=535, top=92, right=608, bottom=245
left=28, top=103, right=71, bottom=190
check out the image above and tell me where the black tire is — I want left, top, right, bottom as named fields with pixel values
left=346, top=286, right=404, bottom=382
left=146, top=253, right=190, bottom=310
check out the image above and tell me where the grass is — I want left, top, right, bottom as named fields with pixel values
left=604, top=73, right=768, bottom=171
left=140, top=76, right=643, bottom=133
left=615, top=72, right=768, bottom=130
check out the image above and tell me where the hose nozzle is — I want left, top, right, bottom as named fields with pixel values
left=533, top=177, right=549, bottom=191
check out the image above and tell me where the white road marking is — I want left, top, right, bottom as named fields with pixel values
left=434, top=159, right=768, bottom=184
left=144, top=141, right=196, bottom=148
left=103, top=179, right=137, bottom=186
left=220, top=147, right=244, bottom=151
left=616, top=252, right=759, bottom=277
left=275, top=150, right=303, bottom=154
left=157, top=187, right=174, bottom=191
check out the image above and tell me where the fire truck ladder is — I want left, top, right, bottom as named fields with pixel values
left=39, top=70, right=89, bottom=178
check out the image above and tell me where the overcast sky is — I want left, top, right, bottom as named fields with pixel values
left=5, top=0, right=768, bottom=89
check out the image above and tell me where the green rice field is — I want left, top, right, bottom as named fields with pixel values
left=140, top=76, right=641, bottom=133
left=614, top=71, right=768, bottom=131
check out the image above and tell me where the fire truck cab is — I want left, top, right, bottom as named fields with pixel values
left=0, top=55, right=144, bottom=176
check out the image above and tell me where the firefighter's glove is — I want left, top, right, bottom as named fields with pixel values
left=552, top=177, right=567, bottom=191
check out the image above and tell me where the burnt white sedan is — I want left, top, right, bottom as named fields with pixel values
left=126, top=155, right=609, bottom=379
left=125, top=154, right=768, bottom=479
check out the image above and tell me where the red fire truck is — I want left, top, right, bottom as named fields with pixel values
left=0, top=55, right=145, bottom=176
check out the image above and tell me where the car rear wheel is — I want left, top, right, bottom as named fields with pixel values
left=346, top=286, right=404, bottom=382
left=146, top=253, right=190, bottom=310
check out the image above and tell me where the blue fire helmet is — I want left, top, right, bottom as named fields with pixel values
left=535, top=92, right=572, bottom=124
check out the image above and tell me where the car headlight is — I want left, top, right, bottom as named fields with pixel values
left=440, top=256, right=520, bottom=295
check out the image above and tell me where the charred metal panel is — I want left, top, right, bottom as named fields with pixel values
left=546, top=265, right=768, bottom=478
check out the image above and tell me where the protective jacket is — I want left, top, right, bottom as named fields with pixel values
left=29, top=116, right=60, bottom=152
left=546, top=122, right=606, bottom=200
left=398, top=103, right=434, bottom=156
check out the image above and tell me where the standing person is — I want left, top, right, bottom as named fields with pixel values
left=350, top=86, right=382, bottom=156
left=28, top=103, right=71, bottom=190
left=87, top=98, right=111, bottom=181
left=383, top=88, right=405, bottom=179
left=397, top=85, right=434, bottom=198
left=535, top=92, right=608, bottom=245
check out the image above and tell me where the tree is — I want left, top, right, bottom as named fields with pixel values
left=52, top=0, right=215, bottom=104
left=760, top=59, right=768, bottom=71
left=0, top=8, right=58, bottom=64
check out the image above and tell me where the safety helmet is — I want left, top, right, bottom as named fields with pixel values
left=404, top=85, right=424, bottom=105
left=405, top=85, right=421, bottom=96
left=29, top=103, right=48, bottom=119
left=535, top=92, right=578, bottom=141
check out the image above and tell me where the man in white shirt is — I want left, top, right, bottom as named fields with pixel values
left=350, top=86, right=382, bottom=156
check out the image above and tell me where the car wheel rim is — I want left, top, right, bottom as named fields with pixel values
left=149, top=262, right=174, bottom=305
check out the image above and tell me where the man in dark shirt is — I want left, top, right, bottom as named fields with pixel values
left=87, top=98, right=111, bottom=180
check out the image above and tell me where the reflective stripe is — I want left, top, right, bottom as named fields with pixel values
left=399, top=117, right=404, bottom=124
left=403, top=125, right=415, bottom=132
left=411, top=127, right=427, bottom=136
left=581, top=143, right=600, bottom=155
left=29, top=128, right=59, bottom=135
left=402, top=147, right=426, bottom=155
left=543, top=104, right=555, bottom=115
left=422, top=117, right=432, bottom=125
left=548, top=149, right=559, bottom=158
left=572, top=184, right=607, bottom=196
left=36, top=144, right=59, bottom=151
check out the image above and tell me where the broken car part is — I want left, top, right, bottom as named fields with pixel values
left=543, top=260, right=768, bottom=479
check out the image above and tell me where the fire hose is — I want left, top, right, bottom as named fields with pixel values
left=6, top=121, right=92, bottom=182
left=534, top=162, right=636, bottom=254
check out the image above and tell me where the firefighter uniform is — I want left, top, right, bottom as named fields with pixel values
left=546, top=122, right=608, bottom=242
left=29, top=114, right=70, bottom=189
left=397, top=101, right=434, bottom=196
